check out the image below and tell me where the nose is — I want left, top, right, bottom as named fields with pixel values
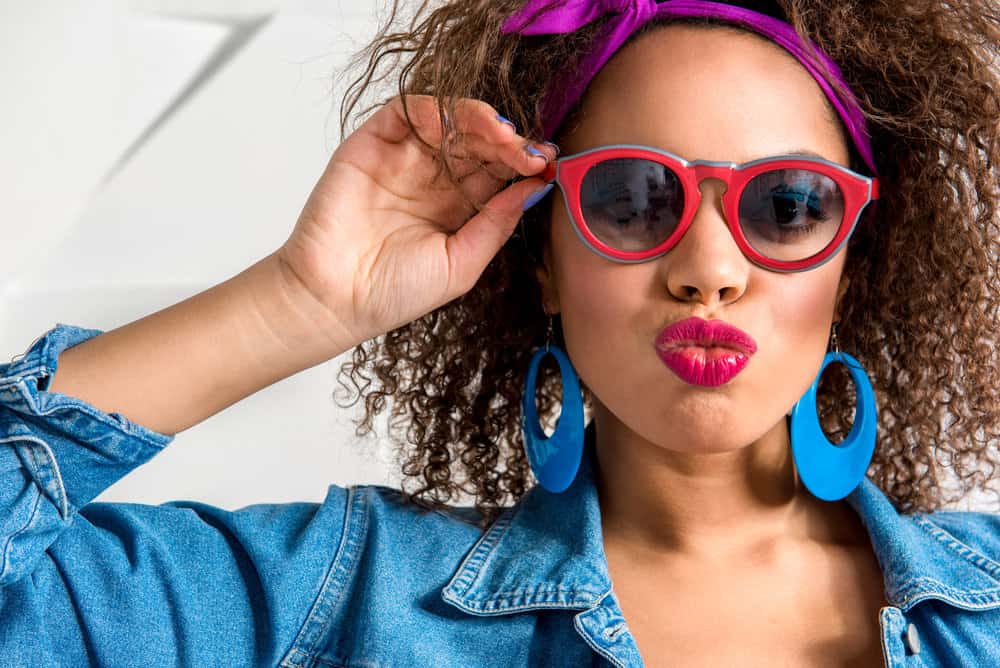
left=664, top=177, right=750, bottom=306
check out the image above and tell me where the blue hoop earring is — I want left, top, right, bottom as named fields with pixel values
left=521, top=316, right=585, bottom=493
left=789, top=326, right=877, bottom=501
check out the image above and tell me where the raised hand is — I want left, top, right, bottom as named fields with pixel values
left=277, top=94, right=556, bottom=349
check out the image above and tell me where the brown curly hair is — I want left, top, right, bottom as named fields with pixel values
left=329, top=0, right=1000, bottom=530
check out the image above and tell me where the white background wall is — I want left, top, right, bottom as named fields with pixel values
left=2, top=1, right=407, bottom=509
left=2, top=2, right=996, bottom=513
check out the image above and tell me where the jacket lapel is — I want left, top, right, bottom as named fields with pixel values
left=441, top=421, right=612, bottom=614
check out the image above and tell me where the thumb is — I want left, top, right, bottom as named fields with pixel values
left=444, top=178, right=554, bottom=297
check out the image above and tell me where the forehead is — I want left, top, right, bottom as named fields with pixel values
left=563, top=23, right=849, bottom=166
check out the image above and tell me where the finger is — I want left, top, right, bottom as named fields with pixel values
left=371, top=95, right=505, bottom=147
left=455, top=165, right=518, bottom=207
left=481, top=161, right=518, bottom=182
left=428, top=152, right=524, bottom=205
left=439, top=154, right=519, bottom=186
left=376, top=95, right=559, bottom=177
left=444, top=177, right=551, bottom=298
left=441, top=132, right=556, bottom=179
left=417, top=96, right=522, bottom=146
left=422, top=140, right=525, bottom=187
left=415, top=161, right=526, bottom=231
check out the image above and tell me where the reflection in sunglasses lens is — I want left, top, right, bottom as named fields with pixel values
left=578, top=159, right=846, bottom=265
left=738, top=168, right=845, bottom=262
left=580, top=158, right=684, bottom=252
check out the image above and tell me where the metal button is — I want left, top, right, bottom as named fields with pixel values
left=905, top=622, right=921, bottom=654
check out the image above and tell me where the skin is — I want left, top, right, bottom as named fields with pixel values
left=533, top=25, right=891, bottom=664
left=535, top=25, right=874, bottom=568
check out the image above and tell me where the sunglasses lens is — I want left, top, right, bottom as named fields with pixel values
left=580, top=158, right=685, bottom=252
left=738, top=168, right=845, bottom=262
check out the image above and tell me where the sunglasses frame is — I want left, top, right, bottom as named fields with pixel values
left=540, top=144, right=880, bottom=273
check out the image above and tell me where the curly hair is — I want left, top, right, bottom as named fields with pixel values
left=330, top=0, right=1000, bottom=530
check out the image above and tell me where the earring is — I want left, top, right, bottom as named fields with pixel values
left=521, top=312, right=585, bottom=493
left=789, top=323, right=877, bottom=501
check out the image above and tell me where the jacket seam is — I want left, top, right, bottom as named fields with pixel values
left=572, top=589, right=627, bottom=668
left=894, top=582, right=1000, bottom=610
left=488, top=585, right=598, bottom=596
left=573, top=625, right=627, bottom=668
left=447, top=598, right=598, bottom=615
left=914, top=515, right=1000, bottom=578
left=0, top=375, right=172, bottom=452
left=0, top=365, right=47, bottom=386
left=0, top=434, right=70, bottom=520
left=442, top=504, right=518, bottom=598
left=0, top=484, right=45, bottom=584
left=462, top=584, right=606, bottom=612
left=279, top=485, right=369, bottom=668
left=878, top=607, right=898, bottom=667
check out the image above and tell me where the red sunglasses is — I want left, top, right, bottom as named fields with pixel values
left=538, top=144, right=880, bottom=273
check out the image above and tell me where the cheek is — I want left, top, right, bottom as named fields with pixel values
left=548, top=209, right=657, bottom=380
left=759, top=258, right=845, bottom=402
left=558, top=271, right=655, bottom=426
left=768, top=262, right=842, bottom=343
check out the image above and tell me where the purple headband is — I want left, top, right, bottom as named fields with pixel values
left=501, top=0, right=878, bottom=175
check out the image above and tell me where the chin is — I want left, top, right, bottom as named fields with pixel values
left=636, top=420, right=745, bottom=454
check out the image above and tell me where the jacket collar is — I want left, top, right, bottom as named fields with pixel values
left=442, top=422, right=1000, bottom=616
left=845, top=472, right=1000, bottom=611
left=441, top=421, right=612, bottom=615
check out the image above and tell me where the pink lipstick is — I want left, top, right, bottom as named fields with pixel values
left=655, top=317, right=757, bottom=387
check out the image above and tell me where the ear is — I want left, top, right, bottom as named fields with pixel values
left=534, top=241, right=561, bottom=315
left=834, top=273, right=851, bottom=323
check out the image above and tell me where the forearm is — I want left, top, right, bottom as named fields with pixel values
left=46, top=251, right=357, bottom=436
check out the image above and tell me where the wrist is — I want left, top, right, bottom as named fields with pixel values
left=242, top=251, right=362, bottom=375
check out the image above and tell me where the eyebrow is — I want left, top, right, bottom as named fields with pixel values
left=780, top=148, right=828, bottom=159
left=730, top=148, right=834, bottom=166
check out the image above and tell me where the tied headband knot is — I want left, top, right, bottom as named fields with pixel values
left=603, top=0, right=646, bottom=12
left=500, top=0, right=878, bottom=176
left=501, top=0, right=656, bottom=34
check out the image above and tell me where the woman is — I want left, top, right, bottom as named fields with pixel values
left=1, top=1, right=998, bottom=666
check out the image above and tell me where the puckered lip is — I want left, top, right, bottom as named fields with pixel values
left=654, top=316, right=758, bottom=356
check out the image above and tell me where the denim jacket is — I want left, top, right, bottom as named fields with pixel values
left=1, top=323, right=999, bottom=667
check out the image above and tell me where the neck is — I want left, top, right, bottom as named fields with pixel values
left=593, top=404, right=864, bottom=563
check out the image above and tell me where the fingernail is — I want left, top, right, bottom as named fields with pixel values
left=543, top=141, right=560, bottom=156
left=496, top=113, right=516, bottom=132
left=525, top=145, right=548, bottom=160
left=523, top=183, right=555, bottom=211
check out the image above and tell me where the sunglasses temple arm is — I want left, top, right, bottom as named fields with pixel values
left=541, top=162, right=558, bottom=183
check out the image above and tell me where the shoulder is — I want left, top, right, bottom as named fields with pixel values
left=313, top=483, right=499, bottom=625
left=354, top=482, right=486, bottom=527
left=337, top=483, right=491, bottom=560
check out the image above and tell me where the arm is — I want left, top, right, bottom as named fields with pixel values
left=46, top=250, right=358, bottom=437
left=0, top=251, right=358, bottom=665
left=0, top=93, right=544, bottom=665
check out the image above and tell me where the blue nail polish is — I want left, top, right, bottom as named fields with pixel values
left=523, top=183, right=555, bottom=211
left=496, top=113, right=516, bottom=131
left=525, top=145, right=547, bottom=159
